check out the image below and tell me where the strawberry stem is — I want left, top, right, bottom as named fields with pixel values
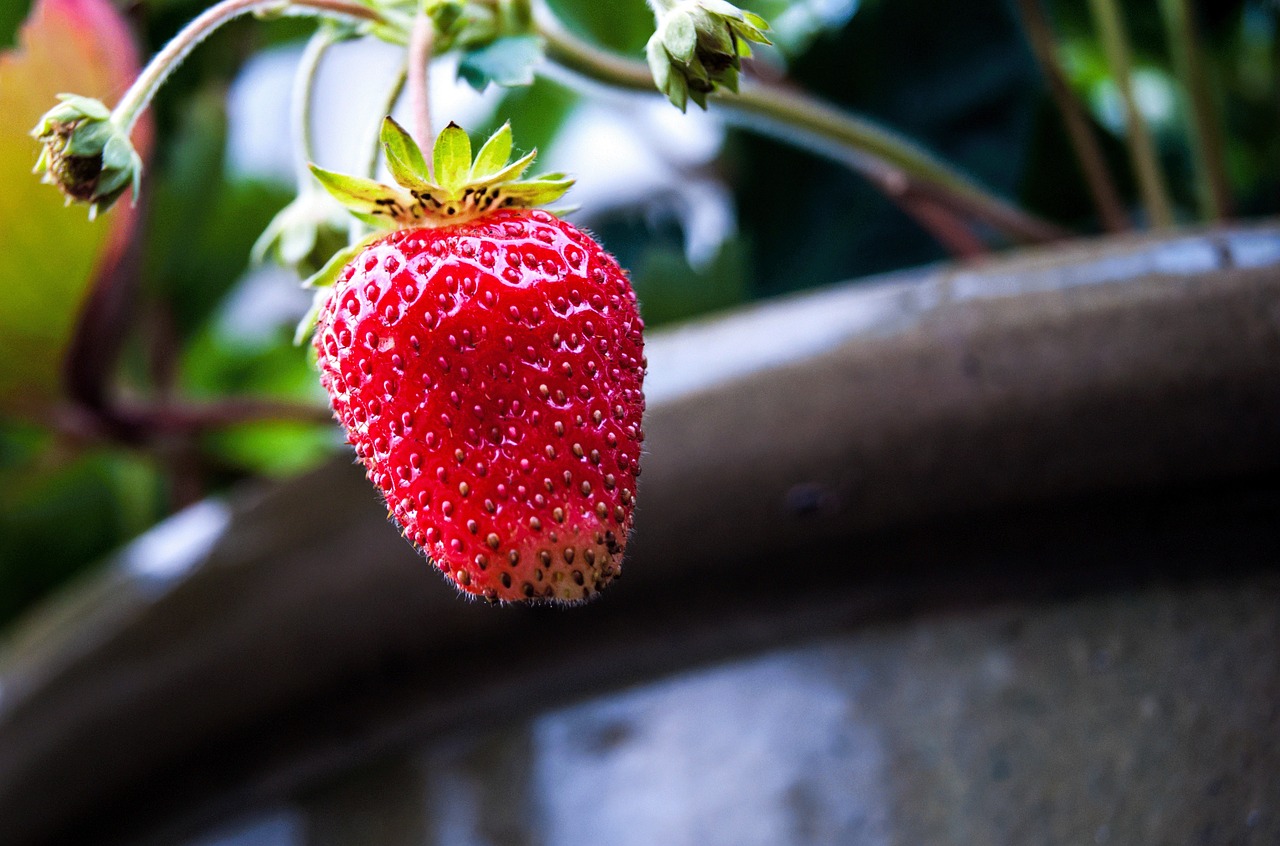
left=109, top=0, right=381, bottom=138
left=534, top=3, right=1067, bottom=245
left=407, top=5, right=437, bottom=158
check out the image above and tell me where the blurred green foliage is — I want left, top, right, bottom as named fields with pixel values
left=1, top=0, right=1278, bottom=631
left=0, top=421, right=163, bottom=625
left=0, top=0, right=32, bottom=49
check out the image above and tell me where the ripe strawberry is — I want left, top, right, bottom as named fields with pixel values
left=306, top=119, right=645, bottom=603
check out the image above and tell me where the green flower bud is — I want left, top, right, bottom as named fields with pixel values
left=425, top=0, right=531, bottom=52
left=646, top=0, right=771, bottom=111
left=31, top=94, right=143, bottom=219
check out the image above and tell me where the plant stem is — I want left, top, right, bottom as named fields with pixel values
left=363, top=63, right=409, bottom=179
left=291, top=25, right=340, bottom=187
left=1159, top=0, right=1231, bottom=220
left=727, top=85, right=1067, bottom=243
left=353, top=62, right=407, bottom=242
left=1087, top=0, right=1175, bottom=228
left=535, top=9, right=1067, bottom=244
left=110, top=0, right=381, bottom=137
left=408, top=6, right=436, bottom=155
left=906, top=198, right=991, bottom=259
left=1014, top=0, right=1129, bottom=232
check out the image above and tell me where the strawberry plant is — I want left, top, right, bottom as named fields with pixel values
left=7, top=0, right=1276, bottom=611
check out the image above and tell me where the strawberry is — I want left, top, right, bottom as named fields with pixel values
left=306, top=119, right=645, bottom=603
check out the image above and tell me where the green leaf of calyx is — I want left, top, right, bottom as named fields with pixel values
left=309, top=163, right=414, bottom=221
left=471, top=122, right=513, bottom=179
left=473, top=147, right=536, bottom=188
left=301, top=237, right=361, bottom=290
left=295, top=228, right=388, bottom=343
left=662, top=13, right=697, bottom=62
left=498, top=175, right=574, bottom=206
left=432, top=122, right=472, bottom=193
left=380, top=116, right=433, bottom=191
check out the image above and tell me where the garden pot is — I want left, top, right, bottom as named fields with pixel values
left=1, top=223, right=1278, bottom=845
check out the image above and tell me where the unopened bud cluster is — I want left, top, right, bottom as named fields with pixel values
left=31, top=94, right=142, bottom=219
left=646, top=0, right=770, bottom=111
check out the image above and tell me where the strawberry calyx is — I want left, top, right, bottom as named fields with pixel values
left=310, top=118, right=572, bottom=234
left=295, top=119, right=573, bottom=339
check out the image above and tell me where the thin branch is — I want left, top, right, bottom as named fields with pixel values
left=291, top=25, right=340, bottom=187
left=1088, top=0, right=1175, bottom=228
left=61, top=198, right=149, bottom=413
left=1014, top=0, right=1130, bottom=232
left=1159, top=0, right=1232, bottom=220
left=363, top=63, right=409, bottom=179
left=111, top=0, right=381, bottom=136
left=897, top=193, right=991, bottom=259
left=534, top=6, right=1068, bottom=245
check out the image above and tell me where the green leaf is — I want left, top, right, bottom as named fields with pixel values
left=668, top=72, right=689, bottom=112
left=310, top=163, right=415, bottom=219
left=646, top=34, right=671, bottom=92
left=289, top=230, right=375, bottom=345
left=499, top=175, right=575, bottom=206
left=379, top=115, right=432, bottom=190
left=432, top=122, right=473, bottom=193
left=0, top=0, right=147, bottom=415
left=457, top=33, right=543, bottom=91
left=471, top=121, right=513, bottom=179
left=301, top=238, right=361, bottom=290
left=718, top=64, right=739, bottom=94
left=662, top=12, right=697, bottom=63
left=474, top=147, right=536, bottom=187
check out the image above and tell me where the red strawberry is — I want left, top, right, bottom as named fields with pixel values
left=306, top=120, right=645, bottom=603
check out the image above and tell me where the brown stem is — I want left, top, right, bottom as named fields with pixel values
left=147, top=304, right=182, bottom=401
left=1014, top=0, right=1130, bottom=232
left=897, top=193, right=991, bottom=259
left=159, top=440, right=208, bottom=512
left=1088, top=0, right=1175, bottom=228
left=61, top=195, right=149, bottom=412
left=1159, top=0, right=1232, bottom=220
